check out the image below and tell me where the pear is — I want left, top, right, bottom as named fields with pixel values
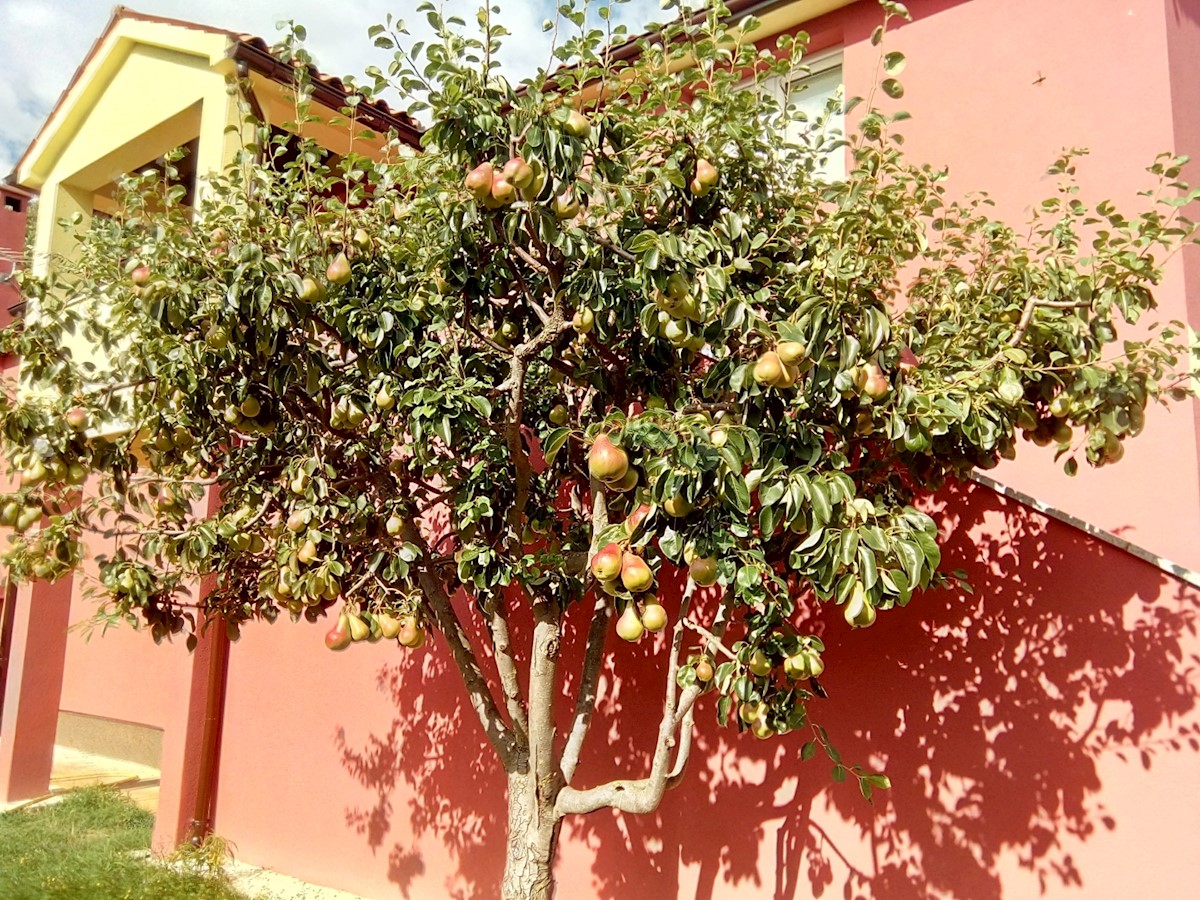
left=615, top=604, right=644, bottom=642
left=347, top=613, right=370, bottom=642
left=65, top=407, right=89, bottom=430
left=299, top=276, right=324, bottom=303
left=563, top=109, right=591, bottom=138
left=375, top=386, right=395, bottom=410
left=587, top=434, right=629, bottom=483
left=748, top=649, right=772, bottom=677
left=325, top=614, right=352, bottom=651
left=753, top=352, right=784, bottom=386
left=376, top=612, right=401, bottom=640
left=326, top=252, right=352, bottom=285
left=591, top=543, right=623, bottom=581
left=776, top=341, right=807, bottom=366
left=640, top=597, right=668, bottom=633
left=620, top=552, right=654, bottom=593
left=610, top=467, right=639, bottom=493
left=552, top=190, right=581, bottom=220
left=572, top=306, right=595, bottom=333
left=662, top=493, right=694, bottom=518
left=464, top=162, right=495, bottom=200
left=688, top=556, right=718, bottom=587
left=297, top=539, right=319, bottom=565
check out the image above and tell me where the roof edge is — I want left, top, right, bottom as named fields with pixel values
left=971, top=472, right=1200, bottom=590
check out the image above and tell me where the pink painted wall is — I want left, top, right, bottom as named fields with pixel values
left=56, top=491, right=197, bottom=732
left=212, top=477, right=1200, bottom=899
left=827, top=0, right=1200, bottom=571
left=6, top=0, right=1196, bottom=895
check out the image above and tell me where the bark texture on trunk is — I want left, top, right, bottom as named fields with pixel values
left=501, top=771, right=561, bottom=900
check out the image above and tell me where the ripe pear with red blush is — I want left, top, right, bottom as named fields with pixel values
left=464, top=162, right=494, bottom=200
left=325, top=614, right=351, bottom=651
left=590, top=542, right=623, bottom=582
left=501, top=156, right=534, bottom=189
left=588, top=434, right=629, bottom=483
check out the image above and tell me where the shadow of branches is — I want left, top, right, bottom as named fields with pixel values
left=336, top=479, right=1200, bottom=898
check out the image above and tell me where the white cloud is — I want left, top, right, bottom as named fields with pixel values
left=0, top=0, right=664, bottom=178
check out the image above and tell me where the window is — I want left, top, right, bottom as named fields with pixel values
left=757, top=50, right=846, bottom=182
left=3, top=196, right=22, bottom=213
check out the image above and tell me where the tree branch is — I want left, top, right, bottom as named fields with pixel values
left=1007, top=295, right=1091, bottom=347
left=485, top=592, right=530, bottom=750
left=527, top=595, right=562, bottom=815
left=555, top=582, right=707, bottom=816
left=400, top=520, right=517, bottom=768
left=559, top=592, right=610, bottom=784
left=557, top=476, right=614, bottom=783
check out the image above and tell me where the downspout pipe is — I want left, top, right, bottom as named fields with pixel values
left=186, top=613, right=230, bottom=846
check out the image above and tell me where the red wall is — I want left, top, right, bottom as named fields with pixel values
left=0, top=187, right=29, bottom=329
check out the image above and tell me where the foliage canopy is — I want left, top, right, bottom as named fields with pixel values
left=2, top=1, right=1196, bottom=895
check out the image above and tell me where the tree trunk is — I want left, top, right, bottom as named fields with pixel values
left=501, top=771, right=561, bottom=900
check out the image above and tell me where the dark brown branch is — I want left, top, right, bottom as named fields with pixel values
left=400, top=520, right=517, bottom=767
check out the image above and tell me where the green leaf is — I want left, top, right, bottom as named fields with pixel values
left=801, top=741, right=817, bottom=761
left=726, top=473, right=751, bottom=514
left=881, top=78, right=904, bottom=99
left=543, top=427, right=571, bottom=467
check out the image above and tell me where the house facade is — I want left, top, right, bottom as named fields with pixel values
left=2, top=1, right=1198, bottom=898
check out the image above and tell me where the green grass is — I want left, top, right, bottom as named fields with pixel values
left=0, top=786, right=245, bottom=899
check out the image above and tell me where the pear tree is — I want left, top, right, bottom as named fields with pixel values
left=2, top=2, right=1196, bottom=898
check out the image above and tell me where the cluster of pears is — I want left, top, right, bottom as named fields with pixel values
left=324, top=604, right=426, bottom=652
left=0, top=495, right=46, bottom=534
left=464, top=155, right=547, bottom=209
left=217, top=393, right=274, bottom=435
left=590, top=541, right=665, bottom=642
left=649, top=273, right=706, bottom=352
left=329, top=396, right=368, bottom=431
left=752, top=341, right=808, bottom=389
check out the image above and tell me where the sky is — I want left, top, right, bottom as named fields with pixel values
left=0, top=0, right=665, bottom=177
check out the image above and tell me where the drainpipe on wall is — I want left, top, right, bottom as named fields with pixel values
left=186, top=614, right=230, bottom=846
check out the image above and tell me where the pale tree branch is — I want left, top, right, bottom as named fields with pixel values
left=556, top=583, right=737, bottom=816
left=559, top=593, right=610, bottom=784
left=1007, top=295, right=1091, bottom=347
left=558, top=477, right=614, bottom=784
left=486, top=592, right=530, bottom=749
left=526, top=595, right=562, bottom=818
left=400, top=520, right=517, bottom=768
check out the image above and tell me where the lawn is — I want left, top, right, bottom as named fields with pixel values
left=0, top=786, right=245, bottom=899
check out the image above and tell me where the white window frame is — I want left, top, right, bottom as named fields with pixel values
left=750, top=48, right=846, bottom=182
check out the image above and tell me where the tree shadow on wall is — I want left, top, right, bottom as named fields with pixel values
left=334, top=606, right=510, bottom=900
left=336, top=478, right=1200, bottom=898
